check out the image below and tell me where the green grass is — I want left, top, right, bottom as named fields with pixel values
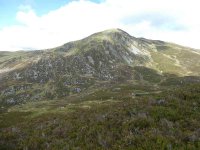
left=1, top=30, right=200, bottom=149
left=150, top=50, right=186, bottom=75
left=150, top=43, right=200, bottom=76
left=0, top=83, right=200, bottom=149
left=133, top=66, right=163, bottom=83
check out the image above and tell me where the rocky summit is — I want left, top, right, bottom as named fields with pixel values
left=0, top=29, right=200, bottom=149
left=1, top=28, right=200, bottom=106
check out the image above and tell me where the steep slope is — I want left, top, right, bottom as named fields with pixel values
left=0, top=28, right=200, bottom=106
left=142, top=39, right=200, bottom=76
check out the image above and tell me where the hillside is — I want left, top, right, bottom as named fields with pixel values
left=0, top=29, right=200, bottom=149
left=0, top=29, right=200, bottom=106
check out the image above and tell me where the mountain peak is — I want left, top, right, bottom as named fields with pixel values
left=88, top=28, right=130, bottom=38
left=85, top=28, right=133, bottom=44
left=101, top=28, right=125, bottom=33
left=100, top=28, right=131, bottom=36
left=0, top=28, right=200, bottom=108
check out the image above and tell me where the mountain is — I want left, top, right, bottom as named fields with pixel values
left=1, top=29, right=200, bottom=149
left=0, top=28, right=200, bottom=106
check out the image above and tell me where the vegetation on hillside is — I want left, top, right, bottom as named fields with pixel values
left=0, top=29, right=200, bottom=149
left=0, top=83, right=200, bottom=149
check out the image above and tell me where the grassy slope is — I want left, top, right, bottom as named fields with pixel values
left=0, top=83, right=200, bottom=150
left=0, top=30, right=200, bottom=149
left=148, top=43, right=200, bottom=76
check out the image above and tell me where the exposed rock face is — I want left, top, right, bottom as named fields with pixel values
left=0, top=28, right=200, bottom=105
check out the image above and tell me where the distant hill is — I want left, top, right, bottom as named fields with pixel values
left=0, top=28, right=200, bottom=105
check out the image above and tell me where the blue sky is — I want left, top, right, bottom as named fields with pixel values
left=0, top=0, right=102, bottom=28
left=0, top=0, right=66, bottom=28
left=0, top=0, right=199, bottom=51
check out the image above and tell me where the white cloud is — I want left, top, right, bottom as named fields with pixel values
left=0, top=0, right=200, bottom=51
